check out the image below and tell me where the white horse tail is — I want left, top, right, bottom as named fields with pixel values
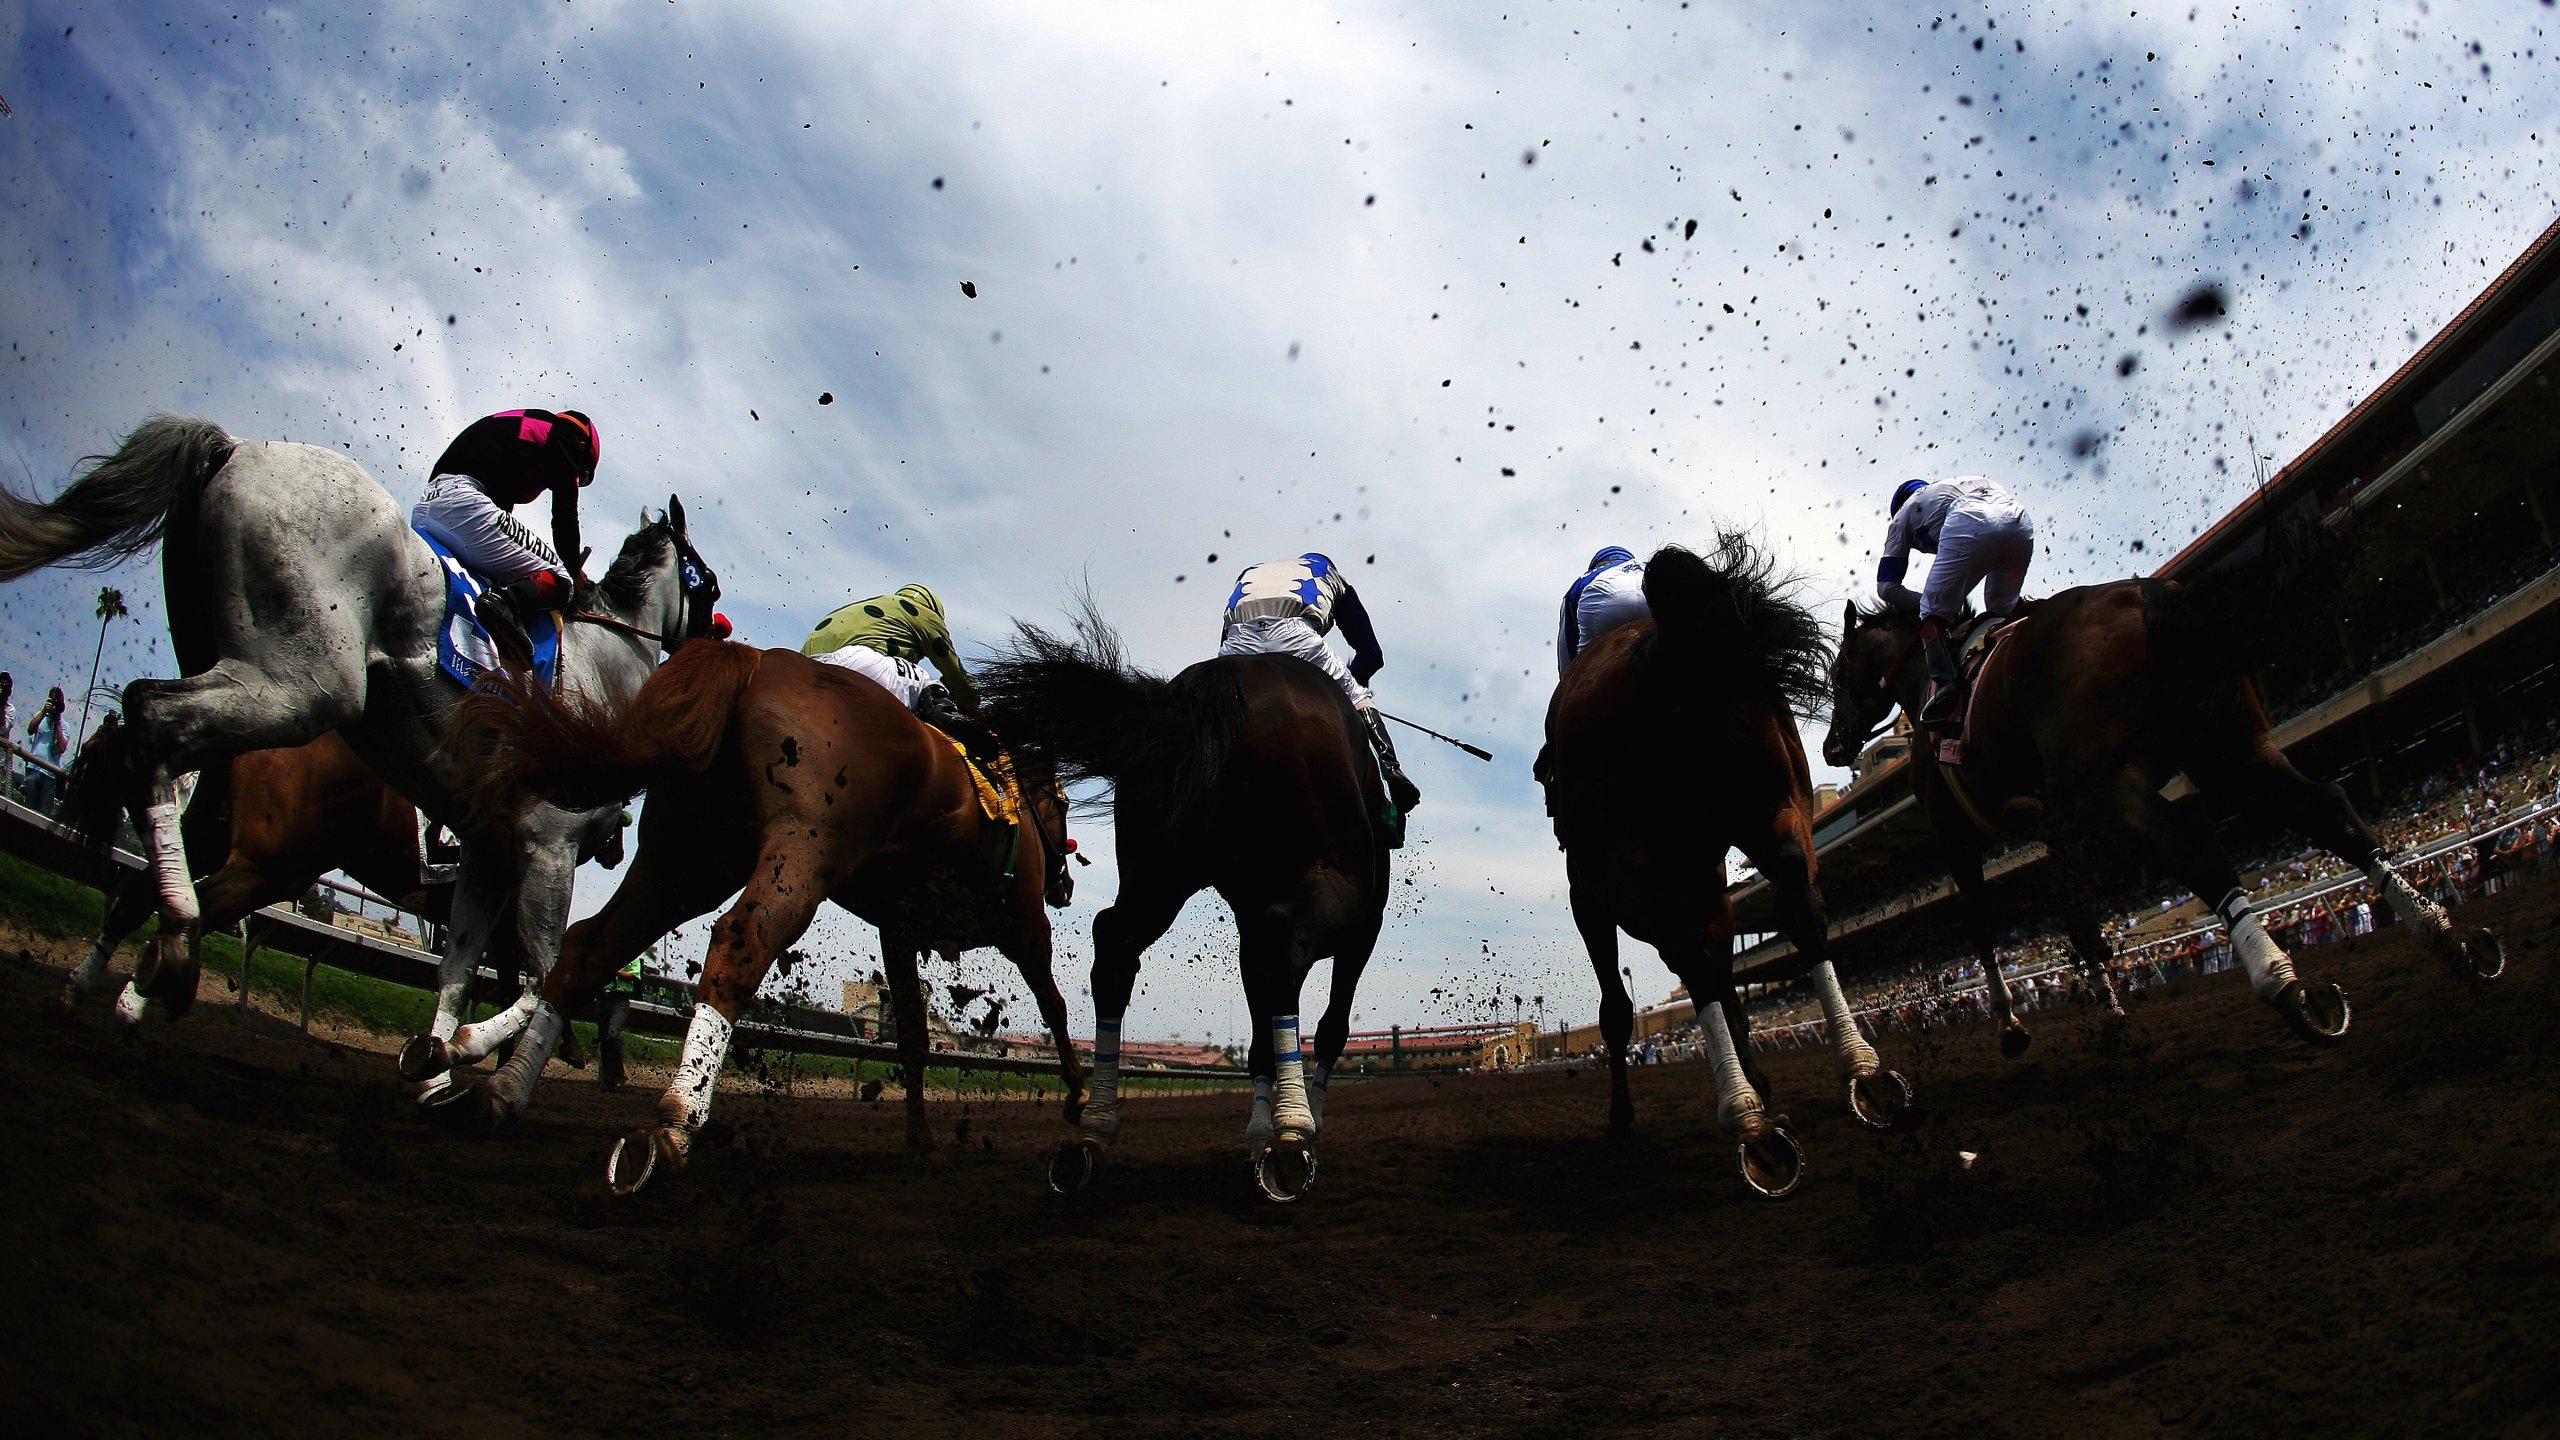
left=0, top=414, right=233, bottom=581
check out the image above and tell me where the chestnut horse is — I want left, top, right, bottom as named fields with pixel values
left=446, top=641, right=1085, bottom=1194
left=1546, top=538, right=1910, bottom=1199
left=1820, top=514, right=2498, bottom=1056
left=63, top=732, right=628, bottom=1024
left=977, top=603, right=1389, bottom=1205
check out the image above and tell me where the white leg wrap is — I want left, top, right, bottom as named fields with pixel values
left=2218, top=891, right=2297, bottom=1001
left=114, top=982, right=154, bottom=1026
left=1701, top=1004, right=1764, bottom=1136
left=2365, top=859, right=2451, bottom=937
left=1810, top=961, right=1881, bottom=1077
left=68, top=940, right=115, bottom=995
left=1270, top=1014, right=1313, bottom=1137
left=454, top=991, right=538, bottom=1060
left=666, top=1005, right=734, bottom=1132
left=1245, top=1076, right=1275, bottom=1151
left=1082, top=1016, right=1123, bottom=1143
left=143, top=793, right=198, bottom=924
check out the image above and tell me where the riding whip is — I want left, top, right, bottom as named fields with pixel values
left=1378, top=711, right=1493, bottom=762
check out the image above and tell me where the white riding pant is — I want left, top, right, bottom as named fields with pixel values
left=813, top=644, right=931, bottom=709
left=1219, top=616, right=1371, bottom=708
left=1922, top=506, right=2035, bottom=623
left=1569, top=568, right=1652, bottom=674
left=413, top=472, right=569, bottom=587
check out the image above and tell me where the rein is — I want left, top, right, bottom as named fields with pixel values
left=568, top=610, right=676, bottom=645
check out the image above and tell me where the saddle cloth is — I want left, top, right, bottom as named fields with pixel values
left=923, top=727, right=1021, bottom=826
left=417, top=527, right=560, bottom=691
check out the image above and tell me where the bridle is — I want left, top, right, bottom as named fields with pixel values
left=1832, top=620, right=1923, bottom=753
left=568, top=524, right=721, bottom=651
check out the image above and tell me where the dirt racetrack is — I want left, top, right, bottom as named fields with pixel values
left=5, top=875, right=2559, bottom=1438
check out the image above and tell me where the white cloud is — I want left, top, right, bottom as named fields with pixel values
left=2, top=0, right=2552, bottom=1044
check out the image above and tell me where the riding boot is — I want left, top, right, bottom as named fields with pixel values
left=1360, top=708, right=1422, bottom=847
left=473, top=580, right=543, bottom=672
left=914, top=684, right=1008, bottom=777
left=1918, top=630, right=1966, bottom=734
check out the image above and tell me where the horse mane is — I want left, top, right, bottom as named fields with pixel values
left=593, top=520, right=674, bottom=612
left=1639, top=533, right=1832, bottom=716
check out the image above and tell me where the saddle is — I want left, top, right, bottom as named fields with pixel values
left=417, top=528, right=560, bottom=690
left=1932, top=598, right=2038, bottom=768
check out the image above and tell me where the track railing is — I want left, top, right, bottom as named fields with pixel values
left=0, top=761, right=1240, bottom=1083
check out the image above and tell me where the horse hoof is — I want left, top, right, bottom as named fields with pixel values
left=1252, top=1139, right=1318, bottom=1204
left=1047, top=1142, right=1097, bottom=1196
left=2459, top=928, right=2505, bottom=982
left=396, top=1034, right=452, bottom=1084
left=421, top=1077, right=499, bottom=1136
left=606, top=1131, right=659, bottom=1196
left=133, top=950, right=198, bottom=1020
left=2274, top=980, right=2351, bottom=1046
left=606, top=1127, right=681, bottom=1196
left=112, top=984, right=156, bottom=1028
left=1738, top=1123, right=1804, bottom=1200
left=1998, top=1024, right=2032, bottom=1060
left=1848, top=1069, right=1914, bottom=1132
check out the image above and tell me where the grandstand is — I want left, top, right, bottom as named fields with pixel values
left=1709, top=211, right=2560, bottom=987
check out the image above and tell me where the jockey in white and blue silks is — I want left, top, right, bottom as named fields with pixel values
left=1219, top=553, right=1422, bottom=840
left=1556, top=545, right=1649, bottom=675
left=1875, top=475, right=2036, bottom=733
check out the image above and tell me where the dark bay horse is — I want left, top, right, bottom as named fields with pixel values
left=1821, top=517, right=2498, bottom=1055
left=447, top=641, right=1085, bottom=1193
left=1547, top=538, right=1910, bottom=1199
left=978, top=604, right=1388, bottom=1204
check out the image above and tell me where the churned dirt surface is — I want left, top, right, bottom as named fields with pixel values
left=5, top=876, right=2560, bottom=1439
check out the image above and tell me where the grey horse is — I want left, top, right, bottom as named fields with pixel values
left=0, top=415, right=720, bottom=1102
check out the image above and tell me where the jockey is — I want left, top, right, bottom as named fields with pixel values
left=1219, top=553, right=1421, bottom=842
left=1556, top=545, right=1649, bottom=675
left=801, top=585, right=1000, bottom=768
left=1876, top=475, right=2036, bottom=734
left=413, top=408, right=598, bottom=659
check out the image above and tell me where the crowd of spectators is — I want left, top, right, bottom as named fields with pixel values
left=1737, top=720, right=2560, bottom=1054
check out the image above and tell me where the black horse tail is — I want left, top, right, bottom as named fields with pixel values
left=0, top=415, right=233, bottom=581
left=2143, top=501, right=2353, bottom=677
left=1641, top=533, right=1831, bottom=717
left=978, top=597, right=1240, bottom=827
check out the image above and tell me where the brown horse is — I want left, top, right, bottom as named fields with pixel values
left=1547, top=538, right=1910, bottom=1199
left=443, top=641, right=1085, bottom=1193
left=1820, top=516, right=2498, bottom=1056
left=62, top=732, right=625, bottom=1023
left=977, top=602, right=1389, bottom=1205
left=62, top=735, right=443, bottom=1020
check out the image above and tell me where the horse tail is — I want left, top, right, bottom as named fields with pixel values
left=0, top=415, right=233, bottom=581
left=1641, top=533, right=1830, bottom=717
left=978, top=596, right=1239, bottom=825
left=449, top=639, right=763, bottom=823
left=2143, top=502, right=2352, bottom=677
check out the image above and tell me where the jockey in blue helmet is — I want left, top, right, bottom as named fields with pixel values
left=1875, top=475, right=2036, bottom=734
left=1556, top=545, right=1648, bottom=675
left=1219, top=553, right=1420, bottom=844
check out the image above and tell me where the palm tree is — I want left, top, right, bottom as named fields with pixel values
left=80, top=586, right=127, bottom=742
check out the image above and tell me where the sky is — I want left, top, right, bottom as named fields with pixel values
left=1, top=0, right=2553, bottom=1048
